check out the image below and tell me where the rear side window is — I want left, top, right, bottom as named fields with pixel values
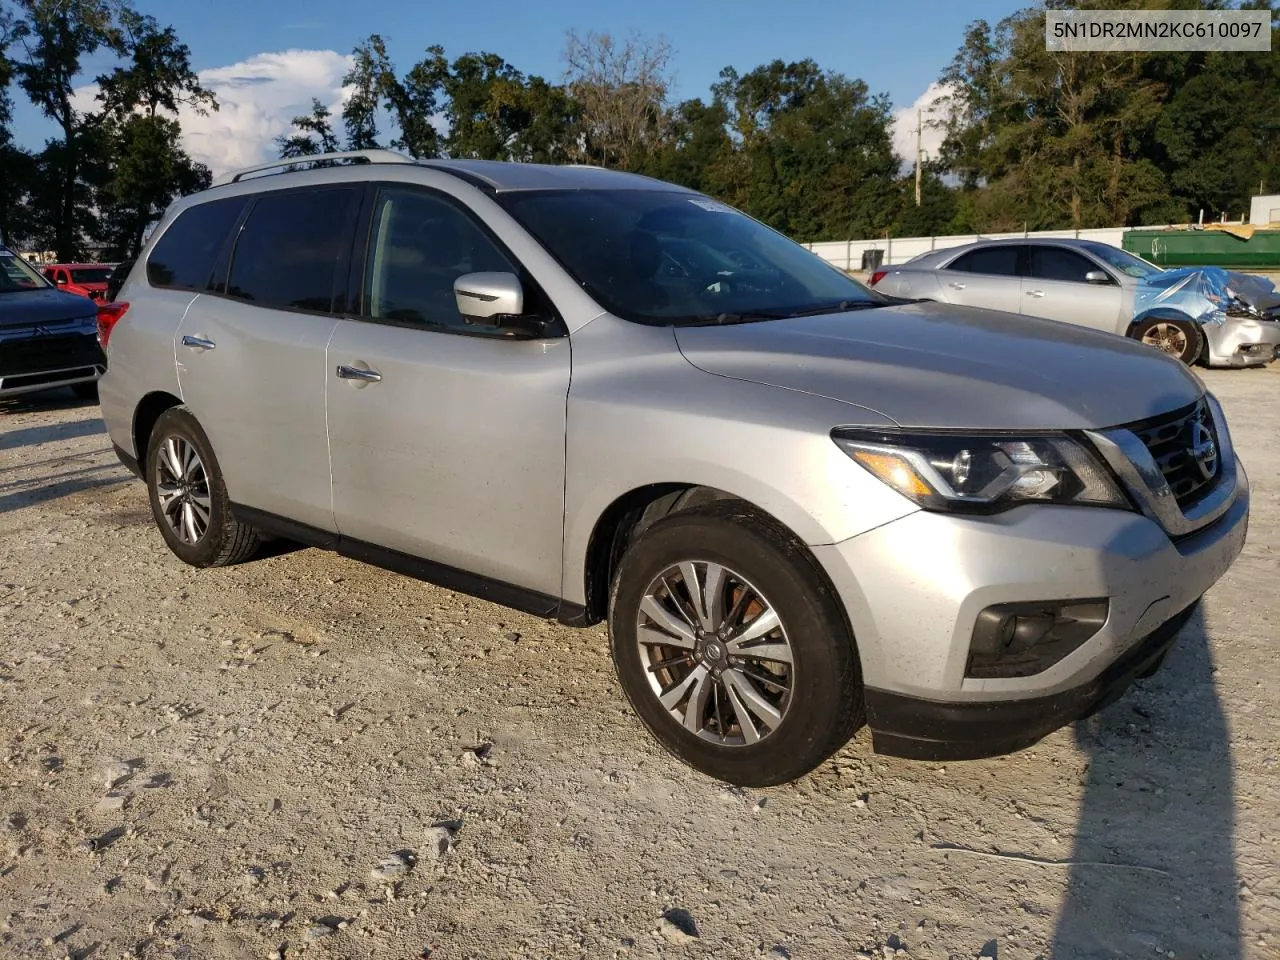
left=147, top=197, right=246, bottom=291
left=226, top=188, right=357, bottom=313
left=949, top=247, right=1021, bottom=276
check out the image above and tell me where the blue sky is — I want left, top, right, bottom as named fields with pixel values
left=10, top=0, right=1024, bottom=175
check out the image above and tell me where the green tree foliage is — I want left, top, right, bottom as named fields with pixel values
left=939, top=1, right=1280, bottom=231
left=276, top=97, right=339, bottom=157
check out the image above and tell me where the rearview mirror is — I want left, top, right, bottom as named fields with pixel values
left=1084, top=270, right=1111, bottom=284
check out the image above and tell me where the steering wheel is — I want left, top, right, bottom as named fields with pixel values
left=690, top=271, right=736, bottom=299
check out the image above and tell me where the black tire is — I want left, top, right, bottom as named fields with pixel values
left=145, top=406, right=260, bottom=568
left=1131, top=316, right=1203, bottom=365
left=608, top=501, right=863, bottom=787
left=71, top=381, right=99, bottom=401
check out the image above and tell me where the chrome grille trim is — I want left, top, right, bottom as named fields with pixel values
left=1086, top=394, right=1238, bottom=538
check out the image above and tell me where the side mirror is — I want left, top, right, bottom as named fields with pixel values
left=1084, top=270, right=1112, bottom=285
left=453, top=272, right=545, bottom=337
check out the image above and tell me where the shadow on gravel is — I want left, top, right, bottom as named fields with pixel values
left=0, top=466, right=127, bottom=514
left=0, top=416, right=106, bottom=450
left=1053, top=604, right=1239, bottom=958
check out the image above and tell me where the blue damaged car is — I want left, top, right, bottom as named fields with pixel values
left=871, top=237, right=1280, bottom=368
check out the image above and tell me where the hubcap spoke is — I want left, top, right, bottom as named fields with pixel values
left=156, top=482, right=183, bottom=509
left=180, top=502, right=200, bottom=543
left=639, top=595, right=697, bottom=646
left=723, top=669, right=783, bottom=741
left=730, top=606, right=781, bottom=646
left=161, top=438, right=183, bottom=481
left=730, top=638, right=793, bottom=665
left=659, top=665, right=708, bottom=711
left=680, top=561, right=726, bottom=632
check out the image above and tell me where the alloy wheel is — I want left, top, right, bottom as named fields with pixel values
left=635, top=561, right=795, bottom=746
left=1141, top=322, right=1189, bottom=356
left=155, top=436, right=212, bottom=545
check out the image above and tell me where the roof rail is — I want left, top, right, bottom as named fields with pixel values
left=212, top=149, right=415, bottom=186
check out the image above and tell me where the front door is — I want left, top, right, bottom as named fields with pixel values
left=1020, top=245, right=1125, bottom=333
left=326, top=184, right=571, bottom=597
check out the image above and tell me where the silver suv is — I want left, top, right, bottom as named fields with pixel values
left=99, top=150, right=1249, bottom=786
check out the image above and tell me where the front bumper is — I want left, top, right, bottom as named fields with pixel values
left=811, top=459, right=1248, bottom=760
left=1202, top=315, right=1280, bottom=367
left=0, top=325, right=105, bottom=398
left=862, top=600, right=1196, bottom=760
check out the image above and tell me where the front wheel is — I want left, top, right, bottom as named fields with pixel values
left=1131, top=316, right=1203, bottom=365
left=608, top=503, right=863, bottom=786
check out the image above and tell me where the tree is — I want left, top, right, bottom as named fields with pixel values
left=96, top=10, right=216, bottom=118
left=563, top=29, right=673, bottom=168
left=341, top=35, right=390, bottom=150
left=9, top=0, right=119, bottom=259
left=710, top=60, right=902, bottom=242
left=276, top=98, right=339, bottom=158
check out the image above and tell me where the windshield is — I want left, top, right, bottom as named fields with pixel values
left=71, top=267, right=113, bottom=284
left=1080, top=241, right=1163, bottom=279
left=0, top=251, right=49, bottom=293
left=497, top=189, right=884, bottom=324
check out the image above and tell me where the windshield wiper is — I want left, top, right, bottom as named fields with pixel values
left=680, top=311, right=792, bottom=326
left=786, top=300, right=888, bottom=318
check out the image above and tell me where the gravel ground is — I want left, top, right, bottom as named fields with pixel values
left=1, top=366, right=1278, bottom=960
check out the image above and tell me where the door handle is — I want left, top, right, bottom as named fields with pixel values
left=336, top=364, right=382, bottom=383
left=181, top=335, right=216, bottom=350
left=948, top=282, right=966, bottom=290
left=1025, top=289, right=1045, bottom=298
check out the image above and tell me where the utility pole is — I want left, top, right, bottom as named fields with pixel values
left=914, top=108, right=923, bottom=207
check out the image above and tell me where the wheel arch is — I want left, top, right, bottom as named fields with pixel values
left=1126, top=306, right=1199, bottom=336
left=132, top=390, right=183, bottom=473
left=568, top=483, right=855, bottom=653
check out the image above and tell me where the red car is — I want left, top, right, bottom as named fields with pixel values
left=41, top=262, right=117, bottom=302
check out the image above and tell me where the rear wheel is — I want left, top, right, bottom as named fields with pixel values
left=608, top=502, right=863, bottom=786
left=1132, top=316, right=1203, bottom=365
left=145, top=407, right=260, bottom=567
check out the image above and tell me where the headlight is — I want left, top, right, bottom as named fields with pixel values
left=832, top=429, right=1129, bottom=514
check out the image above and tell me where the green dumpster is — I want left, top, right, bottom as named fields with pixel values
left=1123, top=228, right=1280, bottom=270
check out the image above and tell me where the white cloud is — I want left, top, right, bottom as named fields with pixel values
left=891, top=82, right=955, bottom=173
left=179, top=49, right=353, bottom=176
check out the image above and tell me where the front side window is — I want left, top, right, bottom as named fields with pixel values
left=148, top=196, right=247, bottom=291
left=226, top=188, right=356, bottom=312
left=1028, top=247, right=1104, bottom=283
left=949, top=247, right=1021, bottom=277
left=364, top=187, right=521, bottom=332
left=496, top=189, right=884, bottom=325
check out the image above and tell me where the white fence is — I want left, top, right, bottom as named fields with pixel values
left=804, top=226, right=1142, bottom=272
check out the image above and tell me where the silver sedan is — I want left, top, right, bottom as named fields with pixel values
left=871, top=238, right=1280, bottom=368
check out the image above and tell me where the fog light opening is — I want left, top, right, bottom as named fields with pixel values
left=967, top=599, right=1109, bottom=679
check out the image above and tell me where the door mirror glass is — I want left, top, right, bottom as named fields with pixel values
left=454, top=271, right=525, bottom=326
left=1084, top=269, right=1111, bottom=284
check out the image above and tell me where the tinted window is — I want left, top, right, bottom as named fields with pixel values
left=147, top=197, right=246, bottom=291
left=1028, top=246, right=1100, bottom=283
left=949, top=247, right=1020, bottom=277
left=71, top=267, right=113, bottom=284
left=364, top=187, right=520, bottom=332
left=226, top=188, right=356, bottom=312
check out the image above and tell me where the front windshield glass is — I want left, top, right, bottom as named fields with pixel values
left=0, top=251, right=50, bottom=293
left=71, top=267, right=113, bottom=284
left=497, top=189, right=884, bottom=324
left=1081, top=241, right=1163, bottom=279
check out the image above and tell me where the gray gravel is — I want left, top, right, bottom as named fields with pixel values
left=1, top=367, right=1278, bottom=959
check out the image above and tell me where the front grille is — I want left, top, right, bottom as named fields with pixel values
left=1129, top=400, right=1221, bottom=511
left=0, top=332, right=105, bottom=378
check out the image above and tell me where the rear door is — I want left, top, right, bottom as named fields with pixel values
left=175, top=185, right=360, bottom=531
left=1020, top=245, right=1125, bottom=333
left=935, top=246, right=1024, bottom=314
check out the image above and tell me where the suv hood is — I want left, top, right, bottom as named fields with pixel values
left=0, top=288, right=99, bottom=329
left=674, top=301, right=1203, bottom=430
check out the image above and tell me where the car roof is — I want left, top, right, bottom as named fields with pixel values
left=417, top=158, right=685, bottom=193
left=902, top=236, right=1117, bottom=268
